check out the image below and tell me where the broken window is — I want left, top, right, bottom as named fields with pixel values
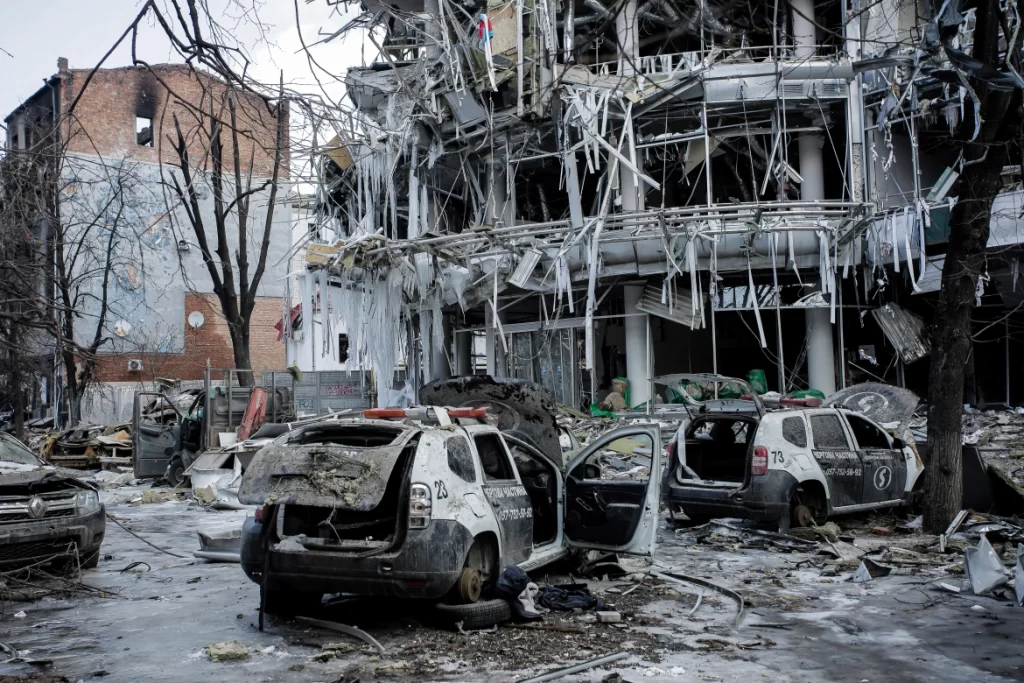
left=446, top=436, right=476, bottom=483
left=474, top=433, right=514, bottom=481
left=136, top=116, right=153, bottom=146
left=338, top=334, right=349, bottom=363
left=810, top=415, right=849, bottom=450
left=846, top=414, right=891, bottom=450
left=782, top=416, right=807, bottom=448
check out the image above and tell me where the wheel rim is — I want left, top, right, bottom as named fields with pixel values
left=457, top=568, right=482, bottom=603
left=793, top=504, right=814, bottom=528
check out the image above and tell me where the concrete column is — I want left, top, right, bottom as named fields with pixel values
left=431, top=315, right=452, bottom=381
left=485, top=305, right=507, bottom=377
left=455, top=329, right=473, bottom=376
left=423, top=0, right=443, bottom=60
left=616, top=0, right=642, bottom=213
left=790, top=0, right=835, bottom=395
left=791, top=0, right=817, bottom=58
left=624, top=285, right=650, bottom=409
left=799, top=135, right=836, bottom=395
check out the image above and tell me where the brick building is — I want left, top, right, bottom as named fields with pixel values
left=4, top=58, right=288, bottom=401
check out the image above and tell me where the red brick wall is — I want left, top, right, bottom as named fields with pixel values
left=92, top=294, right=284, bottom=382
left=59, top=63, right=289, bottom=177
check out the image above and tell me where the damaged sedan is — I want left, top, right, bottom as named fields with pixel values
left=239, top=378, right=662, bottom=623
left=0, top=432, right=105, bottom=569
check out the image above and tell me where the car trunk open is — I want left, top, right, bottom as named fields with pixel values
left=677, top=415, right=758, bottom=487
left=238, top=422, right=419, bottom=552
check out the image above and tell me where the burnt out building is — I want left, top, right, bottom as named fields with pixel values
left=297, top=0, right=1023, bottom=409
left=3, top=58, right=290, bottom=420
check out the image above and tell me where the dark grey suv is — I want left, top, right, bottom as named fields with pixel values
left=0, top=433, right=105, bottom=569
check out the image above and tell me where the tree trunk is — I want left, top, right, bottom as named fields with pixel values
left=922, top=0, right=1017, bottom=533
left=229, top=318, right=255, bottom=387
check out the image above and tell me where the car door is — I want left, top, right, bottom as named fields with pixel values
left=563, top=425, right=662, bottom=555
left=468, top=429, right=534, bottom=565
left=807, top=411, right=862, bottom=508
left=843, top=411, right=906, bottom=504
left=132, top=392, right=181, bottom=479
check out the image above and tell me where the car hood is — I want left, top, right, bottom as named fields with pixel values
left=238, top=428, right=418, bottom=508
left=419, top=376, right=561, bottom=458
left=0, top=467, right=95, bottom=491
left=824, top=383, right=920, bottom=432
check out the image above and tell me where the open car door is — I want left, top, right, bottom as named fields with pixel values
left=132, top=392, right=181, bottom=479
left=563, top=425, right=662, bottom=555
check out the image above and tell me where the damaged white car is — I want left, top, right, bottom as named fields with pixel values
left=238, top=378, right=663, bottom=622
left=663, top=380, right=925, bottom=531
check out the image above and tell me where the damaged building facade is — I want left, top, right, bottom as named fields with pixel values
left=295, top=0, right=1024, bottom=409
left=4, top=59, right=290, bottom=421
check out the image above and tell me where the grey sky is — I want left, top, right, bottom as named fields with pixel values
left=0, top=1, right=362, bottom=129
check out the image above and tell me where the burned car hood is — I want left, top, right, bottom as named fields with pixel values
left=419, top=376, right=561, bottom=458
left=0, top=467, right=95, bottom=491
left=824, top=383, right=920, bottom=431
left=238, top=428, right=417, bottom=509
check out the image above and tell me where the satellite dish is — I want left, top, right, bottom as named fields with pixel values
left=187, top=311, right=205, bottom=329
left=113, top=320, right=131, bottom=337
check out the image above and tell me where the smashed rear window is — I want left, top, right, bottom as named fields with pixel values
left=447, top=436, right=476, bottom=483
left=285, top=425, right=404, bottom=448
left=782, top=417, right=807, bottom=448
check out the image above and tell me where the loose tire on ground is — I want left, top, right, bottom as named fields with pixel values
left=436, top=598, right=511, bottom=630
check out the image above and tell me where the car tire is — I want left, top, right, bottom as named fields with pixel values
left=436, top=598, right=511, bottom=630
left=454, top=567, right=483, bottom=603
left=262, top=585, right=323, bottom=617
left=80, top=550, right=100, bottom=569
left=166, top=455, right=186, bottom=488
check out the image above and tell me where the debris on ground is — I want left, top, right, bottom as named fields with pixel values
left=38, top=424, right=132, bottom=469
left=206, top=641, right=250, bottom=662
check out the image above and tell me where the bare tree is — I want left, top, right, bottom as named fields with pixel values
left=161, top=79, right=288, bottom=386
left=924, top=0, right=1023, bottom=531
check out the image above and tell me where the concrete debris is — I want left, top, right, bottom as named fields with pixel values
left=206, top=641, right=250, bottom=661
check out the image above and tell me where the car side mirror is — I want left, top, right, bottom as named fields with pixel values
left=892, top=437, right=905, bottom=450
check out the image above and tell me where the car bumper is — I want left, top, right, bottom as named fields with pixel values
left=0, top=505, right=106, bottom=567
left=664, top=470, right=796, bottom=522
left=241, top=517, right=474, bottom=599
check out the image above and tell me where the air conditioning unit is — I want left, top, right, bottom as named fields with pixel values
left=127, top=359, right=143, bottom=372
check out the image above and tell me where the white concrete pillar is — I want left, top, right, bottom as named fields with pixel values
left=423, top=0, right=443, bottom=60
left=792, top=0, right=817, bottom=58
left=616, top=0, right=638, bottom=76
left=616, top=0, right=642, bottom=213
left=485, top=305, right=507, bottom=377
left=431, top=315, right=452, bottom=381
left=624, top=285, right=650, bottom=409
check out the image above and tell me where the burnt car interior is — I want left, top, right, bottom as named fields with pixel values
left=682, top=418, right=755, bottom=483
left=278, top=426, right=416, bottom=546
left=564, top=434, right=652, bottom=546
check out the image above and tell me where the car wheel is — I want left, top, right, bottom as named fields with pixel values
left=262, top=585, right=323, bottom=617
left=791, top=504, right=815, bottom=528
left=454, top=567, right=483, bottom=604
left=80, top=550, right=100, bottom=569
left=436, top=599, right=511, bottom=630
left=166, top=455, right=186, bottom=488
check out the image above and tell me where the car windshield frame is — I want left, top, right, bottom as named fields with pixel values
left=0, top=433, right=44, bottom=466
